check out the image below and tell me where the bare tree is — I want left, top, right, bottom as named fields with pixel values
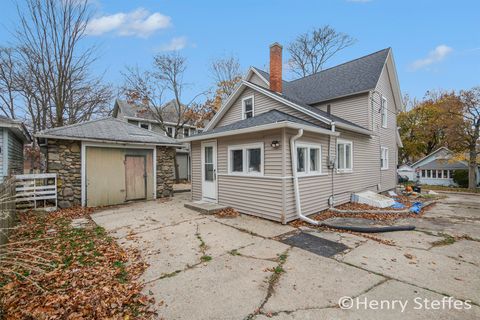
left=122, top=52, right=206, bottom=182
left=13, top=0, right=111, bottom=129
left=210, top=55, right=242, bottom=101
left=287, top=25, right=356, bottom=78
left=0, top=48, right=19, bottom=119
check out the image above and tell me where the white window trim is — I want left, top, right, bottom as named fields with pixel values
left=381, top=96, right=388, bottom=128
left=227, top=142, right=264, bottom=176
left=336, top=138, right=353, bottom=173
left=381, top=147, right=389, bottom=170
left=138, top=122, right=152, bottom=130
left=242, top=95, right=255, bottom=120
left=296, top=142, right=323, bottom=176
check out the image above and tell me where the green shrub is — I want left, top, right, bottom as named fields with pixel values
left=452, top=170, right=468, bottom=188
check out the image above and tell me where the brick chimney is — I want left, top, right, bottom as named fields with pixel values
left=269, top=42, right=283, bottom=93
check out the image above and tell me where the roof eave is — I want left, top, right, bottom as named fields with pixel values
left=181, top=121, right=339, bottom=142
left=35, top=134, right=183, bottom=147
left=123, top=116, right=196, bottom=128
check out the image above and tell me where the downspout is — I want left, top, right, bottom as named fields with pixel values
left=290, top=128, right=320, bottom=225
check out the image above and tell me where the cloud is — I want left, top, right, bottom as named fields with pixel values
left=410, top=45, right=453, bottom=70
left=157, top=37, right=188, bottom=51
left=86, top=8, right=171, bottom=37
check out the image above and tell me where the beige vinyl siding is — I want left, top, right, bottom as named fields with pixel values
left=375, top=66, right=398, bottom=191
left=191, top=141, right=202, bottom=201
left=215, top=88, right=326, bottom=129
left=314, top=93, right=370, bottom=129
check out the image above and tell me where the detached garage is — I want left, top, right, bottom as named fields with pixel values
left=37, top=118, right=181, bottom=208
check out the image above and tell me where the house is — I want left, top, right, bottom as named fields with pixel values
left=0, top=116, right=31, bottom=182
left=409, top=147, right=479, bottom=186
left=112, top=99, right=198, bottom=181
left=36, top=118, right=181, bottom=208
left=183, top=43, right=402, bottom=223
left=397, top=163, right=415, bottom=181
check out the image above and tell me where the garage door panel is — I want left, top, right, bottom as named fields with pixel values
left=86, top=147, right=126, bottom=206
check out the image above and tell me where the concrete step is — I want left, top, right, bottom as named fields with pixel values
left=184, top=201, right=228, bottom=215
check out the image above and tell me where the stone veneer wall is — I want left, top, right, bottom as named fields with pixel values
left=156, top=146, right=175, bottom=197
left=47, top=141, right=176, bottom=208
left=46, top=139, right=81, bottom=208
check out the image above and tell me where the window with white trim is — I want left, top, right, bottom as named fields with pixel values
left=228, top=143, right=263, bottom=175
left=381, top=96, right=388, bottom=128
left=183, top=128, right=190, bottom=137
left=242, top=96, right=254, bottom=119
left=166, top=127, right=174, bottom=137
left=337, top=139, right=353, bottom=171
left=296, top=143, right=322, bottom=175
left=139, top=122, right=151, bottom=130
left=381, top=147, right=389, bottom=170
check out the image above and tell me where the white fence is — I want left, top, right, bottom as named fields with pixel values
left=15, top=173, right=57, bottom=211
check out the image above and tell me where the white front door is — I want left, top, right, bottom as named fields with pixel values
left=201, top=141, right=217, bottom=201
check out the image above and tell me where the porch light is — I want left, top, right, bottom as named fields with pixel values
left=271, top=140, right=280, bottom=148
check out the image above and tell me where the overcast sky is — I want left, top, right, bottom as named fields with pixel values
left=1, top=0, right=479, bottom=106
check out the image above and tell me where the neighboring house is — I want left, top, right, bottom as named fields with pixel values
left=0, top=116, right=31, bottom=182
left=409, top=147, right=479, bottom=186
left=183, top=43, right=403, bottom=223
left=397, top=163, right=415, bottom=181
left=36, top=118, right=181, bottom=208
left=112, top=99, right=197, bottom=181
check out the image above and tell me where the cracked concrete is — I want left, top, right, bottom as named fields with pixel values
left=91, top=192, right=480, bottom=319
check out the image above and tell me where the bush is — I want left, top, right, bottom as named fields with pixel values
left=452, top=170, right=469, bottom=188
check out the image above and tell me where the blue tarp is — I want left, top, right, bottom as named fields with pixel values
left=409, top=202, right=423, bottom=214
left=391, top=201, right=406, bottom=209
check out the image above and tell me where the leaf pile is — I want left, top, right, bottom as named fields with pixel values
left=215, top=207, right=240, bottom=218
left=0, top=207, right=155, bottom=319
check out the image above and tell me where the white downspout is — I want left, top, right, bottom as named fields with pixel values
left=290, top=128, right=321, bottom=226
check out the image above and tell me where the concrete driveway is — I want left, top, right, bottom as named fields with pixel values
left=91, top=192, right=480, bottom=320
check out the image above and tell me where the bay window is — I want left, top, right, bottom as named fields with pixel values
left=228, top=143, right=263, bottom=175
left=337, top=139, right=353, bottom=171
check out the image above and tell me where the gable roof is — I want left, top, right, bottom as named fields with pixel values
left=36, top=118, right=181, bottom=146
left=0, top=116, right=31, bottom=142
left=251, top=48, right=390, bottom=105
left=182, top=109, right=338, bottom=142
left=411, top=147, right=452, bottom=167
left=113, top=99, right=196, bottom=128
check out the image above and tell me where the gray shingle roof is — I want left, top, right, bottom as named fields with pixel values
left=37, top=118, right=179, bottom=145
left=191, top=109, right=322, bottom=137
left=246, top=81, right=370, bottom=132
left=419, top=159, right=468, bottom=170
left=253, top=48, right=389, bottom=105
left=115, top=99, right=195, bottom=125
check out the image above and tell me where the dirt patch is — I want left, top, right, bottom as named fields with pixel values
left=0, top=207, right=155, bottom=319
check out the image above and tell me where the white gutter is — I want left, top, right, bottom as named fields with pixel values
left=181, top=121, right=339, bottom=142
left=290, top=128, right=321, bottom=226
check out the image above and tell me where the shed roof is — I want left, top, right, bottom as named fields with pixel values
left=418, top=159, right=468, bottom=170
left=36, top=118, right=180, bottom=146
left=0, top=116, right=32, bottom=142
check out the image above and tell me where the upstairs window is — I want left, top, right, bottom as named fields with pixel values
left=166, top=127, right=174, bottom=137
left=183, top=128, right=190, bottom=137
left=228, top=143, right=263, bottom=176
left=296, top=144, right=322, bottom=175
left=337, top=139, right=353, bottom=172
left=381, top=96, right=388, bottom=128
left=139, top=122, right=151, bottom=130
left=242, top=96, right=254, bottom=119
left=381, top=147, right=389, bottom=170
